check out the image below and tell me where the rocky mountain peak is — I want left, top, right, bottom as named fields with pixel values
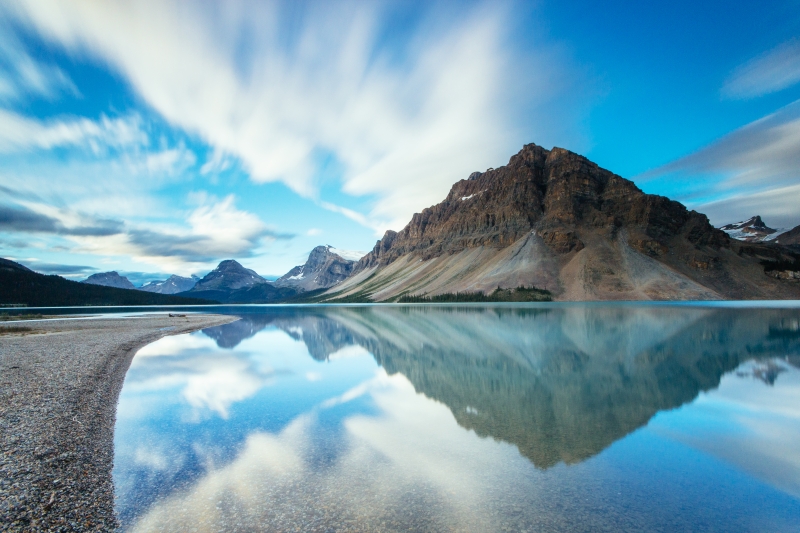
left=354, top=142, right=727, bottom=273
left=719, top=215, right=781, bottom=242
left=274, top=245, right=365, bottom=292
left=82, top=271, right=135, bottom=290
left=192, top=260, right=265, bottom=291
left=140, top=274, right=199, bottom=294
left=720, top=215, right=768, bottom=230
left=329, top=142, right=799, bottom=302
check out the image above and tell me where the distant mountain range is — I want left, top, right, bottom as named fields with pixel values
left=319, top=143, right=800, bottom=301
left=5, top=142, right=800, bottom=306
left=140, top=275, right=199, bottom=294
left=0, top=259, right=213, bottom=307
left=165, top=247, right=363, bottom=304
left=28, top=246, right=366, bottom=306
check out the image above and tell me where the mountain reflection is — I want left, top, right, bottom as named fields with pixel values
left=201, top=305, right=800, bottom=469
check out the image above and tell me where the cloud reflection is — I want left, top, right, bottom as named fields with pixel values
left=126, top=370, right=518, bottom=533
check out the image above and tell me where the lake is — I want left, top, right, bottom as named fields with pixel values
left=111, top=303, right=800, bottom=532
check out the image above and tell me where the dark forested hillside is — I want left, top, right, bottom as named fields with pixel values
left=0, top=261, right=216, bottom=306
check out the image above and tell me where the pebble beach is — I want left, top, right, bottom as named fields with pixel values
left=0, top=314, right=237, bottom=532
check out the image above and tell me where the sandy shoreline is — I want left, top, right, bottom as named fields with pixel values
left=0, top=314, right=238, bottom=532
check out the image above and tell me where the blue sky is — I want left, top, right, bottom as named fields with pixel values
left=0, top=0, right=798, bottom=284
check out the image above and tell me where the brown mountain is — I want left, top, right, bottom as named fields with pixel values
left=323, top=143, right=800, bottom=301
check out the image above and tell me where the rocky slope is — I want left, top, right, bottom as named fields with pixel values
left=776, top=224, right=800, bottom=251
left=719, top=215, right=783, bottom=242
left=324, top=143, right=800, bottom=301
left=274, top=245, right=363, bottom=292
left=140, top=274, right=199, bottom=294
left=82, top=271, right=135, bottom=290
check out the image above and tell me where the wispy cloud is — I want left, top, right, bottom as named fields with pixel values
left=6, top=0, right=579, bottom=232
left=1, top=194, right=292, bottom=272
left=0, top=18, right=78, bottom=102
left=697, top=183, right=800, bottom=230
left=0, top=109, right=147, bottom=153
left=642, top=100, right=800, bottom=228
left=81, top=195, right=292, bottom=271
left=15, top=259, right=97, bottom=276
left=723, top=38, right=800, bottom=99
left=0, top=202, right=123, bottom=236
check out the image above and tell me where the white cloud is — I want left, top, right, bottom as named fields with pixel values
left=4, top=193, right=285, bottom=274
left=6, top=0, right=578, bottom=232
left=199, top=148, right=232, bottom=175
left=0, top=109, right=147, bottom=153
left=642, top=100, right=800, bottom=228
left=141, top=145, right=197, bottom=175
left=98, top=194, right=282, bottom=272
left=319, top=200, right=378, bottom=233
left=723, top=38, right=800, bottom=99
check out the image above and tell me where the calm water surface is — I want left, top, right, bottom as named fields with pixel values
left=112, top=304, right=800, bottom=532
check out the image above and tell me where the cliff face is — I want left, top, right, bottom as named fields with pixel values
left=331, top=144, right=800, bottom=301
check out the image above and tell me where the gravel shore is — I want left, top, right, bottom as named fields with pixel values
left=0, top=314, right=238, bottom=532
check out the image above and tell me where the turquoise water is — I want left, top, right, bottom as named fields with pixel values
left=111, top=304, right=800, bottom=532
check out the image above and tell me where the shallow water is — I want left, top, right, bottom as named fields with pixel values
left=112, top=304, right=800, bottom=532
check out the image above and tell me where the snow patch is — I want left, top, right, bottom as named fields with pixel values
left=287, top=268, right=305, bottom=281
left=460, top=189, right=485, bottom=201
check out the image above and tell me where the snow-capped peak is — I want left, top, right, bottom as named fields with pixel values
left=718, top=215, right=786, bottom=243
